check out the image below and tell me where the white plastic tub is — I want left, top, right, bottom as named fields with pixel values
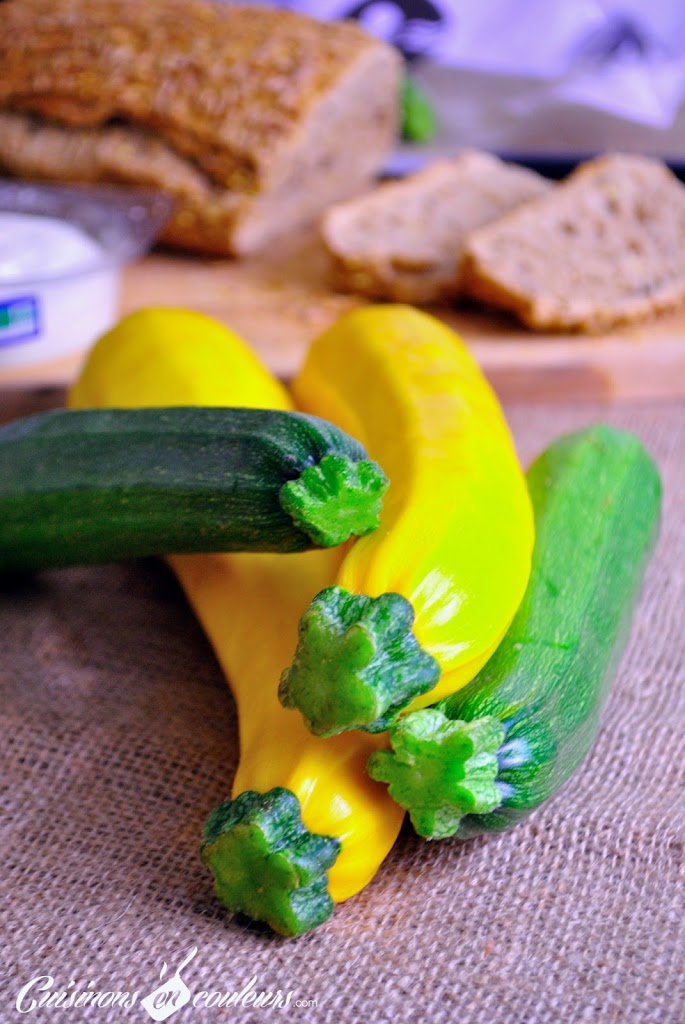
left=0, top=181, right=171, bottom=386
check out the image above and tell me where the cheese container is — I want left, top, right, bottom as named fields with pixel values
left=0, top=181, right=171, bottom=386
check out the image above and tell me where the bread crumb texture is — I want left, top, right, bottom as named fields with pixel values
left=321, top=151, right=550, bottom=303
left=461, top=153, right=685, bottom=332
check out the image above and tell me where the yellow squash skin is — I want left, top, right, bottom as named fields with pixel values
left=292, top=304, right=535, bottom=711
left=68, top=307, right=287, bottom=410
left=169, top=550, right=404, bottom=902
left=68, top=307, right=404, bottom=904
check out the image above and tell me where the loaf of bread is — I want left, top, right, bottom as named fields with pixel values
left=320, top=151, right=550, bottom=303
left=461, top=153, right=685, bottom=332
left=0, top=0, right=402, bottom=255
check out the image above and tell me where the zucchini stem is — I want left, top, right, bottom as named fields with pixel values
left=279, top=453, right=388, bottom=548
left=367, top=708, right=505, bottom=839
left=201, top=788, right=340, bottom=938
left=278, top=586, right=440, bottom=736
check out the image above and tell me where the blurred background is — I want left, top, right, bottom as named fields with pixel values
left=3, top=0, right=684, bottom=391
left=224, top=0, right=685, bottom=170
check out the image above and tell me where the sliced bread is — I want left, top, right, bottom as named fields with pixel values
left=461, top=153, right=685, bottom=332
left=320, top=151, right=551, bottom=303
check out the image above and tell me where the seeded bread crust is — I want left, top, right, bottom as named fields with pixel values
left=461, top=153, right=685, bottom=332
left=0, top=110, right=387, bottom=256
left=0, top=0, right=401, bottom=255
left=320, top=151, right=551, bottom=303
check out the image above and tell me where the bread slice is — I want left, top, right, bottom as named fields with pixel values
left=461, top=153, right=685, bottom=332
left=0, top=0, right=401, bottom=255
left=320, top=151, right=551, bottom=303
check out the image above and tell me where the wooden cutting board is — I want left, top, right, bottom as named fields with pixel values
left=5, top=234, right=685, bottom=401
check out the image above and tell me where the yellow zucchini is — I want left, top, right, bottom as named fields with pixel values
left=280, top=305, right=535, bottom=736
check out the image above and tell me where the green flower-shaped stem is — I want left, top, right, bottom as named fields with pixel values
left=279, top=586, right=440, bottom=737
left=279, top=454, right=388, bottom=548
left=200, top=788, right=340, bottom=937
left=367, top=709, right=505, bottom=839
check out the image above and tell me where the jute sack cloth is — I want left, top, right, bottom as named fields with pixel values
left=2, top=399, right=684, bottom=1024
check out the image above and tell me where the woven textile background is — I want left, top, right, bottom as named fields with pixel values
left=2, top=399, right=684, bottom=1024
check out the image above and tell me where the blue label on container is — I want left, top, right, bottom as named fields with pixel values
left=0, top=295, right=41, bottom=348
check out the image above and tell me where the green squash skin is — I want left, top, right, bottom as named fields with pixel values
left=0, top=406, right=387, bottom=572
left=438, top=425, right=662, bottom=839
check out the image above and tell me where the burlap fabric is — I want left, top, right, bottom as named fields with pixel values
left=2, top=398, right=684, bottom=1024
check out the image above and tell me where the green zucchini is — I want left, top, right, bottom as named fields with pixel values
left=0, top=406, right=388, bottom=573
left=368, top=425, right=661, bottom=839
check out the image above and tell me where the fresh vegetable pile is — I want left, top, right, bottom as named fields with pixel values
left=6, top=305, right=661, bottom=938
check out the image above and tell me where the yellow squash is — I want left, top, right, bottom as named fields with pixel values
left=280, top=304, right=535, bottom=736
left=69, top=307, right=404, bottom=936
